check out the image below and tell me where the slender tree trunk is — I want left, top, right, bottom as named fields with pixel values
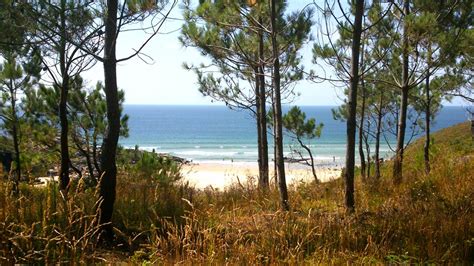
left=255, top=67, right=265, bottom=188
left=59, top=0, right=70, bottom=191
left=271, top=0, right=289, bottom=211
left=98, top=0, right=120, bottom=239
left=254, top=68, right=263, bottom=181
left=424, top=51, right=431, bottom=174
left=393, top=0, right=410, bottom=184
left=344, top=0, right=364, bottom=213
left=393, top=88, right=408, bottom=183
left=9, top=84, right=20, bottom=193
left=364, top=121, right=371, bottom=179
left=273, top=127, right=278, bottom=189
left=297, top=138, right=319, bottom=183
left=358, top=41, right=366, bottom=180
left=59, top=79, right=70, bottom=190
left=258, top=19, right=269, bottom=189
left=374, top=94, right=383, bottom=179
left=358, top=81, right=366, bottom=180
left=272, top=75, right=278, bottom=189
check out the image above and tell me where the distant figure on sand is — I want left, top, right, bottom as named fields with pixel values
left=333, top=156, right=335, bottom=163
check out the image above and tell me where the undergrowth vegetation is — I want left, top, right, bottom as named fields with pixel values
left=0, top=122, right=473, bottom=263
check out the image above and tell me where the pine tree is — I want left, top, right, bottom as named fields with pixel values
left=0, top=52, right=40, bottom=192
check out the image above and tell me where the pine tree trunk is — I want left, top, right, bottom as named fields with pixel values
left=9, top=84, right=20, bottom=193
left=11, top=119, right=20, bottom=188
left=258, top=19, right=269, bottom=189
left=393, top=0, right=410, bottom=184
left=374, top=94, right=383, bottom=180
left=254, top=68, right=263, bottom=183
left=393, top=87, right=408, bottom=184
left=424, top=75, right=431, bottom=174
left=255, top=67, right=265, bottom=188
left=364, top=121, right=371, bottom=179
left=59, top=79, right=70, bottom=191
left=344, top=0, right=364, bottom=213
left=98, top=0, right=120, bottom=240
left=59, top=0, right=70, bottom=191
left=358, top=80, right=366, bottom=180
left=424, top=54, right=431, bottom=174
left=358, top=40, right=366, bottom=180
left=271, top=0, right=289, bottom=211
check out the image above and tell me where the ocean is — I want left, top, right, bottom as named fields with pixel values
left=120, top=105, right=471, bottom=165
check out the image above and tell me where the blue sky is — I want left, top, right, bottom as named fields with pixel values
left=80, top=1, right=344, bottom=106
left=81, top=1, right=466, bottom=107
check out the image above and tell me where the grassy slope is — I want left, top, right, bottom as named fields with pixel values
left=0, top=122, right=473, bottom=264
left=143, top=122, right=474, bottom=264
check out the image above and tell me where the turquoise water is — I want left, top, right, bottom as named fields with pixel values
left=120, top=105, right=471, bottom=164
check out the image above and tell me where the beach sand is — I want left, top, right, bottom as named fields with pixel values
left=181, top=162, right=341, bottom=189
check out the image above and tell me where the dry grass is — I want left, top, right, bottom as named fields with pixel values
left=1, top=122, right=473, bottom=264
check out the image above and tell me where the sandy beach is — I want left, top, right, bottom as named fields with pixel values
left=181, top=161, right=341, bottom=189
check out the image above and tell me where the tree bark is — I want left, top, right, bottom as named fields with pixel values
left=344, top=0, right=364, bottom=213
left=358, top=41, right=366, bottom=180
left=9, top=82, right=20, bottom=193
left=364, top=120, right=371, bottom=179
left=59, top=0, right=70, bottom=191
left=255, top=67, right=266, bottom=189
left=271, top=0, right=289, bottom=211
left=393, top=0, right=410, bottom=184
left=98, top=0, right=120, bottom=240
left=257, top=19, right=269, bottom=189
left=424, top=50, right=431, bottom=174
left=59, top=79, right=70, bottom=191
left=374, top=93, right=383, bottom=180
left=358, top=80, right=366, bottom=180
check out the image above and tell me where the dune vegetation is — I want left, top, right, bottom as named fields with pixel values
left=1, top=122, right=472, bottom=264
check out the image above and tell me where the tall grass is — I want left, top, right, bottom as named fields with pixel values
left=0, top=122, right=473, bottom=263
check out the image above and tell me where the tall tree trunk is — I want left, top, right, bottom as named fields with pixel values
left=255, top=67, right=265, bottom=188
left=59, top=80, right=70, bottom=191
left=364, top=120, right=371, bottom=179
left=98, top=0, right=120, bottom=239
left=271, top=0, right=289, bottom=211
left=9, top=84, right=20, bottom=193
left=358, top=80, right=366, bottom=180
left=59, top=0, right=70, bottom=191
left=258, top=18, right=270, bottom=189
left=358, top=40, right=366, bottom=180
left=374, top=93, right=383, bottom=179
left=255, top=67, right=269, bottom=190
left=273, top=124, right=278, bottom=189
left=258, top=19, right=269, bottom=189
left=344, top=0, right=364, bottom=213
left=424, top=50, right=431, bottom=174
left=392, top=0, right=410, bottom=184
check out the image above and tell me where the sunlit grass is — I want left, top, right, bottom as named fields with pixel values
left=1, top=122, right=473, bottom=263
